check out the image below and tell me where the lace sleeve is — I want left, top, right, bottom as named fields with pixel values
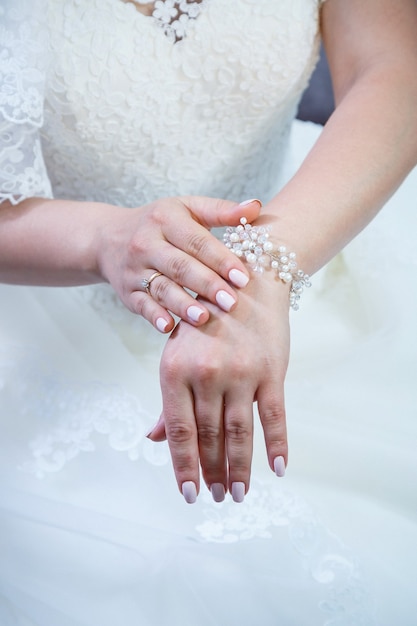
left=0, top=0, right=52, bottom=205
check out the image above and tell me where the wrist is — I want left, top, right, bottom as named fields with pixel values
left=224, top=217, right=311, bottom=311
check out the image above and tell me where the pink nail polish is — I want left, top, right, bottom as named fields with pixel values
left=274, top=456, right=286, bottom=477
left=215, top=290, right=236, bottom=312
left=238, top=198, right=262, bottom=207
left=210, top=483, right=226, bottom=503
left=231, top=482, right=245, bottom=503
left=182, top=481, right=197, bottom=504
left=156, top=317, right=168, bottom=333
left=145, top=415, right=163, bottom=438
left=228, top=269, right=249, bottom=288
left=187, top=305, right=204, bottom=322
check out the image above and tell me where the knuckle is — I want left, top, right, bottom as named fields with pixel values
left=225, top=419, right=251, bottom=442
left=166, top=254, right=190, bottom=283
left=194, top=360, right=222, bottom=384
left=167, top=420, right=194, bottom=444
left=187, top=232, right=211, bottom=259
left=126, top=232, right=148, bottom=258
left=261, top=404, right=286, bottom=428
left=131, top=293, right=150, bottom=318
left=198, top=423, right=222, bottom=445
left=149, top=276, right=170, bottom=302
left=160, top=357, right=182, bottom=383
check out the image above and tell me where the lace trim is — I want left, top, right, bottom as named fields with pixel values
left=196, top=482, right=376, bottom=624
left=0, top=344, right=168, bottom=478
left=0, top=0, right=52, bottom=204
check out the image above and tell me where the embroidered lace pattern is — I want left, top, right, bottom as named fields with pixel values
left=0, top=0, right=52, bottom=204
left=0, top=344, right=168, bottom=478
left=132, top=0, right=209, bottom=43
left=1, top=0, right=323, bottom=209
left=196, top=483, right=376, bottom=624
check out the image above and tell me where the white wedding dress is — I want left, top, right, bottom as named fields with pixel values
left=1, top=1, right=416, bottom=625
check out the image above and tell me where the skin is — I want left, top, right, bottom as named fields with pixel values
left=1, top=0, right=417, bottom=502
left=0, top=197, right=261, bottom=332
left=150, top=0, right=417, bottom=501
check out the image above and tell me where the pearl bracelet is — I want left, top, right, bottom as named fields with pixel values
left=223, top=217, right=311, bottom=310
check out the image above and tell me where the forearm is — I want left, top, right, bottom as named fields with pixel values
left=0, top=197, right=118, bottom=285
left=263, top=63, right=417, bottom=275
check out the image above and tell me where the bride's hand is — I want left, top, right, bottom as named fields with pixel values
left=97, top=196, right=261, bottom=332
left=151, top=275, right=291, bottom=503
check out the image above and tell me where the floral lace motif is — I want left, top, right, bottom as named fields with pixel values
left=0, top=344, right=169, bottom=479
left=1, top=0, right=322, bottom=208
left=147, top=0, right=209, bottom=43
left=0, top=0, right=52, bottom=204
left=196, top=482, right=376, bottom=625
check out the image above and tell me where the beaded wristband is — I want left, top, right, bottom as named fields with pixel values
left=223, top=217, right=311, bottom=310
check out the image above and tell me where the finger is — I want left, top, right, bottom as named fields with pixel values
left=224, top=389, right=254, bottom=503
left=128, top=290, right=176, bottom=333
left=181, top=197, right=262, bottom=229
left=160, top=220, right=251, bottom=295
left=194, top=392, right=227, bottom=502
left=154, top=245, right=240, bottom=314
left=146, top=414, right=167, bottom=442
left=151, top=198, right=258, bottom=289
left=133, top=271, right=211, bottom=325
left=160, top=364, right=200, bottom=503
left=257, top=381, right=288, bottom=477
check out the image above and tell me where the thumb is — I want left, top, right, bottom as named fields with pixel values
left=146, top=414, right=167, bottom=442
left=182, top=196, right=262, bottom=229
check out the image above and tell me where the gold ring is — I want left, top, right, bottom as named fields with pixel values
left=141, top=271, right=163, bottom=295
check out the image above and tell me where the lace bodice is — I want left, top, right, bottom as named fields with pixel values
left=1, top=0, right=324, bottom=208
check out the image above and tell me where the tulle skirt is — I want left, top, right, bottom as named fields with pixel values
left=1, top=121, right=416, bottom=626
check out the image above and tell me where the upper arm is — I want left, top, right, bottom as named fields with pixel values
left=321, top=0, right=417, bottom=103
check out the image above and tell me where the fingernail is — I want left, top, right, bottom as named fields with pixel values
left=238, top=198, right=262, bottom=207
left=231, top=482, right=245, bottom=503
left=228, top=268, right=249, bottom=288
left=156, top=317, right=169, bottom=333
left=274, top=456, right=286, bottom=477
left=215, top=290, right=236, bottom=312
left=187, top=305, right=205, bottom=322
left=210, top=483, right=226, bottom=503
left=182, top=481, right=197, bottom=504
left=145, top=415, right=163, bottom=438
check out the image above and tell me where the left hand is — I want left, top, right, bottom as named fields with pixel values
left=150, top=274, right=291, bottom=503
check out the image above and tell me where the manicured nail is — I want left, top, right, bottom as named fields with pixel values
left=145, top=415, right=163, bottom=438
left=231, top=482, right=245, bottom=503
left=228, top=268, right=249, bottom=288
left=182, top=481, right=197, bottom=504
left=210, top=483, right=226, bottom=503
left=238, top=198, right=262, bottom=207
left=274, top=456, right=286, bottom=477
left=215, top=290, right=236, bottom=312
left=156, top=317, right=169, bottom=333
left=187, top=305, right=205, bottom=322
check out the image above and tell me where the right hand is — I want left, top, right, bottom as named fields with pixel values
left=97, top=196, right=261, bottom=332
